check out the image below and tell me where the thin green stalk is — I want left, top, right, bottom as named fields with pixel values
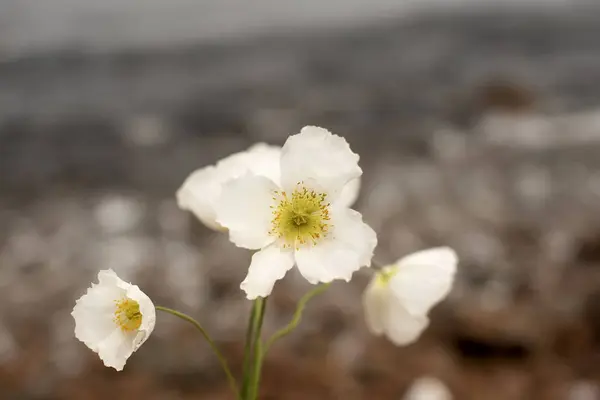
left=263, top=283, right=331, bottom=354
left=156, top=306, right=240, bottom=399
left=240, top=301, right=258, bottom=398
left=246, top=297, right=267, bottom=400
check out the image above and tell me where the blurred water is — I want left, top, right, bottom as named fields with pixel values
left=0, top=0, right=583, bottom=56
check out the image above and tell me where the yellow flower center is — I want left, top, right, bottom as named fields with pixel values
left=113, top=298, right=142, bottom=332
left=270, top=183, right=331, bottom=249
left=375, top=266, right=398, bottom=287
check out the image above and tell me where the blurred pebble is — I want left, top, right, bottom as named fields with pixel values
left=96, top=237, right=153, bottom=281
left=568, top=381, right=600, bottom=400
left=157, top=199, right=191, bottom=239
left=50, top=313, right=85, bottom=377
left=124, top=114, right=170, bottom=147
left=480, top=279, right=512, bottom=312
left=94, top=194, right=144, bottom=234
left=0, top=323, right=17, bottom=364
left=432, top=127, right=468, bottom=162
left=328, top=332, right=364, bottom=370
left=164, top=240, right=207, bottom=309
left=403, top=376, right=453, bottom=400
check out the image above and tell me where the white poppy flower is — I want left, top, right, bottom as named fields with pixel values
left=72, top=269, right=156, bottom=371
left=215, top=126, right=377, bottom=299
left=363, top=247, right=457, bottom=346
left=176, top=142, right=361, bottom=231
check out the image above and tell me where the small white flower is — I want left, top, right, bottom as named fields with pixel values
left=176, top=142, right=361, bottom=231
left=72, top=269, right=156, bottom=371
left=363, top=247, right=457, bottom=346
left=215, top=126, right=377, bottom=299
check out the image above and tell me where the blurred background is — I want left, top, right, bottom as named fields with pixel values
left=1, top=0, right=600, bottom=399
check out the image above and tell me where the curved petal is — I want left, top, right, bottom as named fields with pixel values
left=176, top=166, right=224, bottom=230
left=125, top=284, right=156, bottom=351
left=97, top=327, right=137, bottom=371
left=382, top=297, right=430, bottom=346
left=215, top=175, right=279, bottom=250
left=362, top=278, right=388, bottom=336
left=295, top=208, right=377, bottom=284
left=240, top=245, right=295, bottom=299
left=72, top=289, right=122, bottom=352
left=338, top=177, right=361, bottom=208
left=280, top=126, right=362, bottom=198
left=390, top=247, right=458, bottom=317
left=241, top=143, right=282, bottom=186
left=72, top=270, right=126, bottom=351
left=177, top=143, right=282, bottom=231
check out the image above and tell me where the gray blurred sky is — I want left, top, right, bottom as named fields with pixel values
left=0, top=0, right=575, bottom=56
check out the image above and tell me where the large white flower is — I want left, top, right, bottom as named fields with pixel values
left=215, top=126, right=377, bottom=299
left=176, top=142, right=361, bottom=231
left=72, top=269, right=156, bottom=371
left=363, top=247, right=457, bottom=346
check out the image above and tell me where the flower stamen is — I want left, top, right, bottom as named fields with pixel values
left=113, top=298, right=142, bottom=332
left=269, top=182, right=331, bottom=249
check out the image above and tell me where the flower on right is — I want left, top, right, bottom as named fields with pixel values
left=363, top=247, right=457, bottom=346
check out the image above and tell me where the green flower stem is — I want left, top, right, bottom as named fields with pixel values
left=156, top=306, right=240, bottom=400
left=246, top=297, right=267, bottom=400
left=263, top=283, right=331, bottom=355
left=240, top=301, right=258, bottom=398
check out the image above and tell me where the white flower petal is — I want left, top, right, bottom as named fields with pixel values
left=338, top=177, right=361, bottom=208
left=215, top=174, right=278, bottom=249
left=382, top=297, right=430, bottom=346
left=239, top=143, right=282, bottom=185
left=390, top=247, right=457, bottom=317
left=96, top=327, right=136, bottom=371
left=280, top=126, right=362, bottom=197
left=72, top=289, right=123, bottom=351
left=241, top=245, right=295, bottom=299
left=295, top=208, right=376, bottom=284
left=125, top=284, right=156, bottom=350
left=72, top=269, right=156, bottom=371
left=362, top=279, right=387, bottom=336
left=73, top=270, right=125, bottom=348
left=176, top=165, right=224, bottom=230
left=177, top=143, right=281, bottom=231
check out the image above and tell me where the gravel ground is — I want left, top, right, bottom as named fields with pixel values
left=1, top=6, right=600, bottom=400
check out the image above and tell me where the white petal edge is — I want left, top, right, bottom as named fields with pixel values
left=295, top=207, right=377, bottom=284
left=280, top=126, right=362, bottom=198
left=125, top=284, right=156, bottom=351
left=362, top=278, right=387, bottom=336
left=338, top=177, right=361, bottom=208
left=215, top=174, right=278, bottom=250
left=72, top=279, right=124, bottom=352
left=242, top=143, right=282, bottom=186
left=176, top=165, right=225, bottom=231
left=382, top=296, right=430, bottom=346
left=241, top=245, right=295, bottom=300
left=96, top=327, right=136, bottom=371
left=389, top=247, right=458, bottom=317
left=177, top=143, right=282, bottom=231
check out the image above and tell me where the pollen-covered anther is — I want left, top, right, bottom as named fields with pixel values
left=113, top=298, right=142, bottom=332
left=269, top=184, right=331, bottom=248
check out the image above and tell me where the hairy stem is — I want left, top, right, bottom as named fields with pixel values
left=263, top=283, right=331, bottom=354
left=156, top=306, right=240, bottom=399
